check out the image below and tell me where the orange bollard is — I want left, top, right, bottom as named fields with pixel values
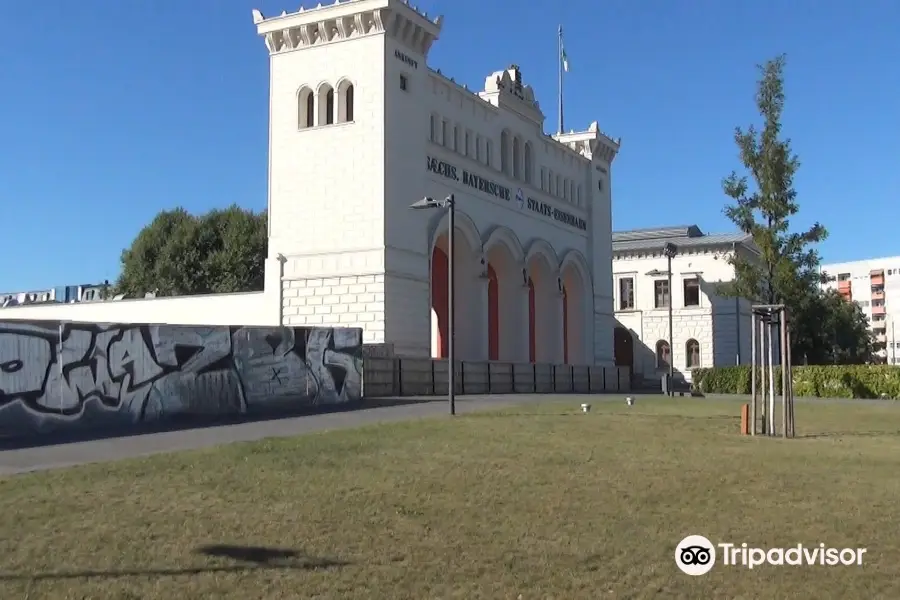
left=740, top=403, right=750, bottom=435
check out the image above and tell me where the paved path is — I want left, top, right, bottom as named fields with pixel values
left=0, top=394, right=623, bottom=476
left=2, top=392, right=893, bottom=476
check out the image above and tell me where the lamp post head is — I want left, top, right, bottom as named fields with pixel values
left=410, top=194, right=454, bottom=210
left=410, top=197, right=439, bottom=210
left=663, top=242, right=678, bottom=259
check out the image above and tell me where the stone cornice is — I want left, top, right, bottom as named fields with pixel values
left=254, top=0, right=442, bottom=57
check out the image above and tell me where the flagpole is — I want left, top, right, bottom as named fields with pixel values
left=557, top=25, right=563, bottom=135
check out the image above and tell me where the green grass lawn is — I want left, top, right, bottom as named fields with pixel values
left=2, top=397, right=900, bottom=599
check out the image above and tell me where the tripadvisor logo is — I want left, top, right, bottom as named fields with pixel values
left=675, top=535, right=867, bottom=575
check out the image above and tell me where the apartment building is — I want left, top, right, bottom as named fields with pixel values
left=821, top=256, right=900, bottom=364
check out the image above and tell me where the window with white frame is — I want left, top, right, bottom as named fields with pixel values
left=618, top=277, right=635, bottom=310
left=654, top=280, right=670, bottom=309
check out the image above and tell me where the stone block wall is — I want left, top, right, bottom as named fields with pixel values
left=281, top=275, right=385, bottom=344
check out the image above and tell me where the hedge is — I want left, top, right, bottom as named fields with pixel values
left=691, top=365, right=900, bottom=399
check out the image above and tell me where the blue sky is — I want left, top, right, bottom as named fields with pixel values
left=2, top=1, right=898, bottom=292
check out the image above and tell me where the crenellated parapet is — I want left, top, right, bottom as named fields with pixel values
left=252, top=0, right=442, bottom=57
left=555, top=122, right=621, bottom=165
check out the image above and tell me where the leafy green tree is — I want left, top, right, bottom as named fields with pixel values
left=116, top=205, right=267, bottom=297
left=719, top=54, right=827, bottom=311
left=791, top=290, right=874, bottom=364
left=717, top=54, right=862, bottom=362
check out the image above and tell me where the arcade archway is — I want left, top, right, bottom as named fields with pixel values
left=526, top=241, right=561, bottom=364
left=484, top=227, right=526, bottom=362
left=430, top=223, right=482, bottom=360
left=560, top=254, right=589, bottom=364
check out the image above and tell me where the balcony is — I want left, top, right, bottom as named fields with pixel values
left=870, top=270, right=885, bottom=286
left=871, top=289, right=885, bottom=301
left=872, top=304, right=886, bottom=316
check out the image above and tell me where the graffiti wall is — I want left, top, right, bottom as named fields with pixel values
left=0, top=321, right=363, bottom=437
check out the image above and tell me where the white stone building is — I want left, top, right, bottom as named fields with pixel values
left=612, top=226, right=755, bottom=383
left=254, top=0, right=620, bottom=365
left=3, top=0, right=621, bottom=368
left=820, top=256, right=900, bottom=364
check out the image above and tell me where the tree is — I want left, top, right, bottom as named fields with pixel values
left=719, top=54, right=827, bottom=311
left=116, top=205, right=267, bottom=297
left=791, top=290, right=875, bottom=364
left=718, top=55, right=831, bottom=359
left=718, top=55, right=875, bottom=363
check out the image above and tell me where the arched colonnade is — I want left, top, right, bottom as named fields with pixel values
left=429, top=209, right=593, bottom=365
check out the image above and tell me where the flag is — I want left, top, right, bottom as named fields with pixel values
left=561, top=47, right=569, bottom=72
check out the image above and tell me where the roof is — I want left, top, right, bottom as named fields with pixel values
left=612, top=225, right=755, bottom=254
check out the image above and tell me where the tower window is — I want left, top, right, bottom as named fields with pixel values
left=325, top=88, right=334, bottom=125
left=317, top=84, right=335, bottom=125
left=344, top=84, right=354, bottom=121
left=337, top=80, right=354, bottom=122
left=298, top=87, right=314, bottom=129
left=400, top=74, right=408, bottom=91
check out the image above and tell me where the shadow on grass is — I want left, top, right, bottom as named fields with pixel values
left=0, top=545, right=349, bottom=582
left=464, top=412, right=586, bottom=418
left=464, top=411, right=740, bottom=422
left=799, top=430, right=900, bottom=439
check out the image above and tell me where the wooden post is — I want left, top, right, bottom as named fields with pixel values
left=759, top=317, right=768, bottom=435
left=786, top=323, right=795, bottom=438
left=741, top=403, right=750, bottom=435
left=780, top=311, right=788, bottom=439
left=750, top=312, right=757, bottom=436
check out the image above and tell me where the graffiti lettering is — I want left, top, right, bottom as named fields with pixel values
left=0, top=321, right=363, bottom=436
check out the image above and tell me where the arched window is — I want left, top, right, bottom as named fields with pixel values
left=512, top=136, right=521, bottom=179
left=524, top=142, right=533, bottom=184
left=298, top=87, right=314, bottom=128
left=555, top=174, right=562, bottom=197
left=326, top=88, right=334, bottom=124
left=317, top=84, right=335, bottom=125
left=686, top=339, right=701, bottom=369
left=548, top=170, right=555, bottom=194
left=337, top=81, right=354, bottom=122
left=577, top=184, right=582, bottom=206
left=656, top=340, right=670, bottom=368
left=500, top=130, right=510, bottom=174
left=569, top=181, right=575, bottom=203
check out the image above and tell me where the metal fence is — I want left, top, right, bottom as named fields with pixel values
left=362, top=356, right=631, bottom=397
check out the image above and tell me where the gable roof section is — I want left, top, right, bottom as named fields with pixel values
left=612, top=225, right=756, bottom=254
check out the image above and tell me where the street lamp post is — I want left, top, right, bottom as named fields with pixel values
left=891, top=317, right=896, bottom=366
left=410, top=194, right=456, bottom=415
left=663, top=242, right=678, bottom=396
